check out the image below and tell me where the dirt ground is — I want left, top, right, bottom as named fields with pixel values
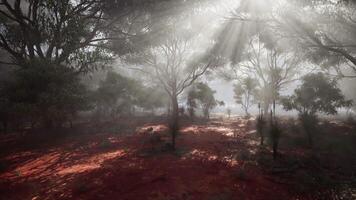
left=0, top=117, right=355, bottom=200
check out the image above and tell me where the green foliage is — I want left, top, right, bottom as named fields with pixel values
left=187, top=89, right=198, bottom=118
left=93, top=71, right=167, bottom=119
left=93, top=71, right=140, bottom=118
left=187, top=82, right=224, bottom=119
left=234, top=77, right=258, bottom=116
left=282, top=73, right=352, bottom=116
left=0, top=0, right=118, bottom=72
left=1, top=60, right=90, bottom=128
left=282, top=73, right=352, bottom=146
left=137, top=87, right=168, bottom=112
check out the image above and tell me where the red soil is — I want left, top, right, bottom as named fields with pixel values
left=0, top=118, right=328, bottom=200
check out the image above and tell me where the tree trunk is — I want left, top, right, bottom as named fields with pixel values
left=203, top=108, right=209, bottom=119
left=244, top=108, right=250, bottom=117
left=167, top=101, right=172, bottom=116
left=170, top=95, right=179, bottom=150
left=263, top=102, right=270, bottom=117
left=189, top=108, right=194, bottom=118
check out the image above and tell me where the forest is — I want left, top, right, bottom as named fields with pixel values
left=0, top=0, right=356, bottom=199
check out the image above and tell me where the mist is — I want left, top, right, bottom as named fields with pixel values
left=0, top=0, right=356, bottom=199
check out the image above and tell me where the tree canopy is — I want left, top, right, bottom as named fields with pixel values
left=282, top=73, right=352, bottom=116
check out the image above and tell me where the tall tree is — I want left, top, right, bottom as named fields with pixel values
left=125, top=31, right=222, bottom=149
left=0, top=0, right=110, bottom=70
left=0, top=0, right=205, bottom=128
left=222, top=35, right=301, bottom=114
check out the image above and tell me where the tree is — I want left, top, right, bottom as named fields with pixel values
left=282, top=73, right=352, bottom=146
left=194, top=83, right=224, bottom=119
left=126, top=32, right=222, bottom=149
left=137, top=87, right=168, bottom=115
left=222, top=35, right=301, bottom=114
left=0, top=0, right=220, bottom=131
left=233, top=77, right=258, bottom=116
left=281, top=1, right=356, bottom=78
left=226, top=108, right=232, bottom=119
left=269, top=114, right=281, bottom=160
left=187, top=89, right=198, bottom=118
left=93, top=71, right=141, bottom=120
left=2, top=61, right=90, bottom=128
left=0, top=0, right=164, bottom=129
left=187, top=83, right=224, bottom=119
left=0, top=0, right=125, bottom=71
left=229, top=0, right=356, bottom=78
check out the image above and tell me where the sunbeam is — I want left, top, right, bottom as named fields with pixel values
left=1, top=0, right=356, bottom=199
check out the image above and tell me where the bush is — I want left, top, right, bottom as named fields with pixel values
left=1, top=60, right=91, bottom=129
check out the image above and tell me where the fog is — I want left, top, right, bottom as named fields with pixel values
left=1, top=0, right=356, bottom=199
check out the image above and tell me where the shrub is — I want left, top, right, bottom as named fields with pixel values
left=2, top=61, right=91, bottom=129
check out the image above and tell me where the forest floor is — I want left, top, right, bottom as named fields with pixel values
left=0, top=116, right=356, bottom=200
